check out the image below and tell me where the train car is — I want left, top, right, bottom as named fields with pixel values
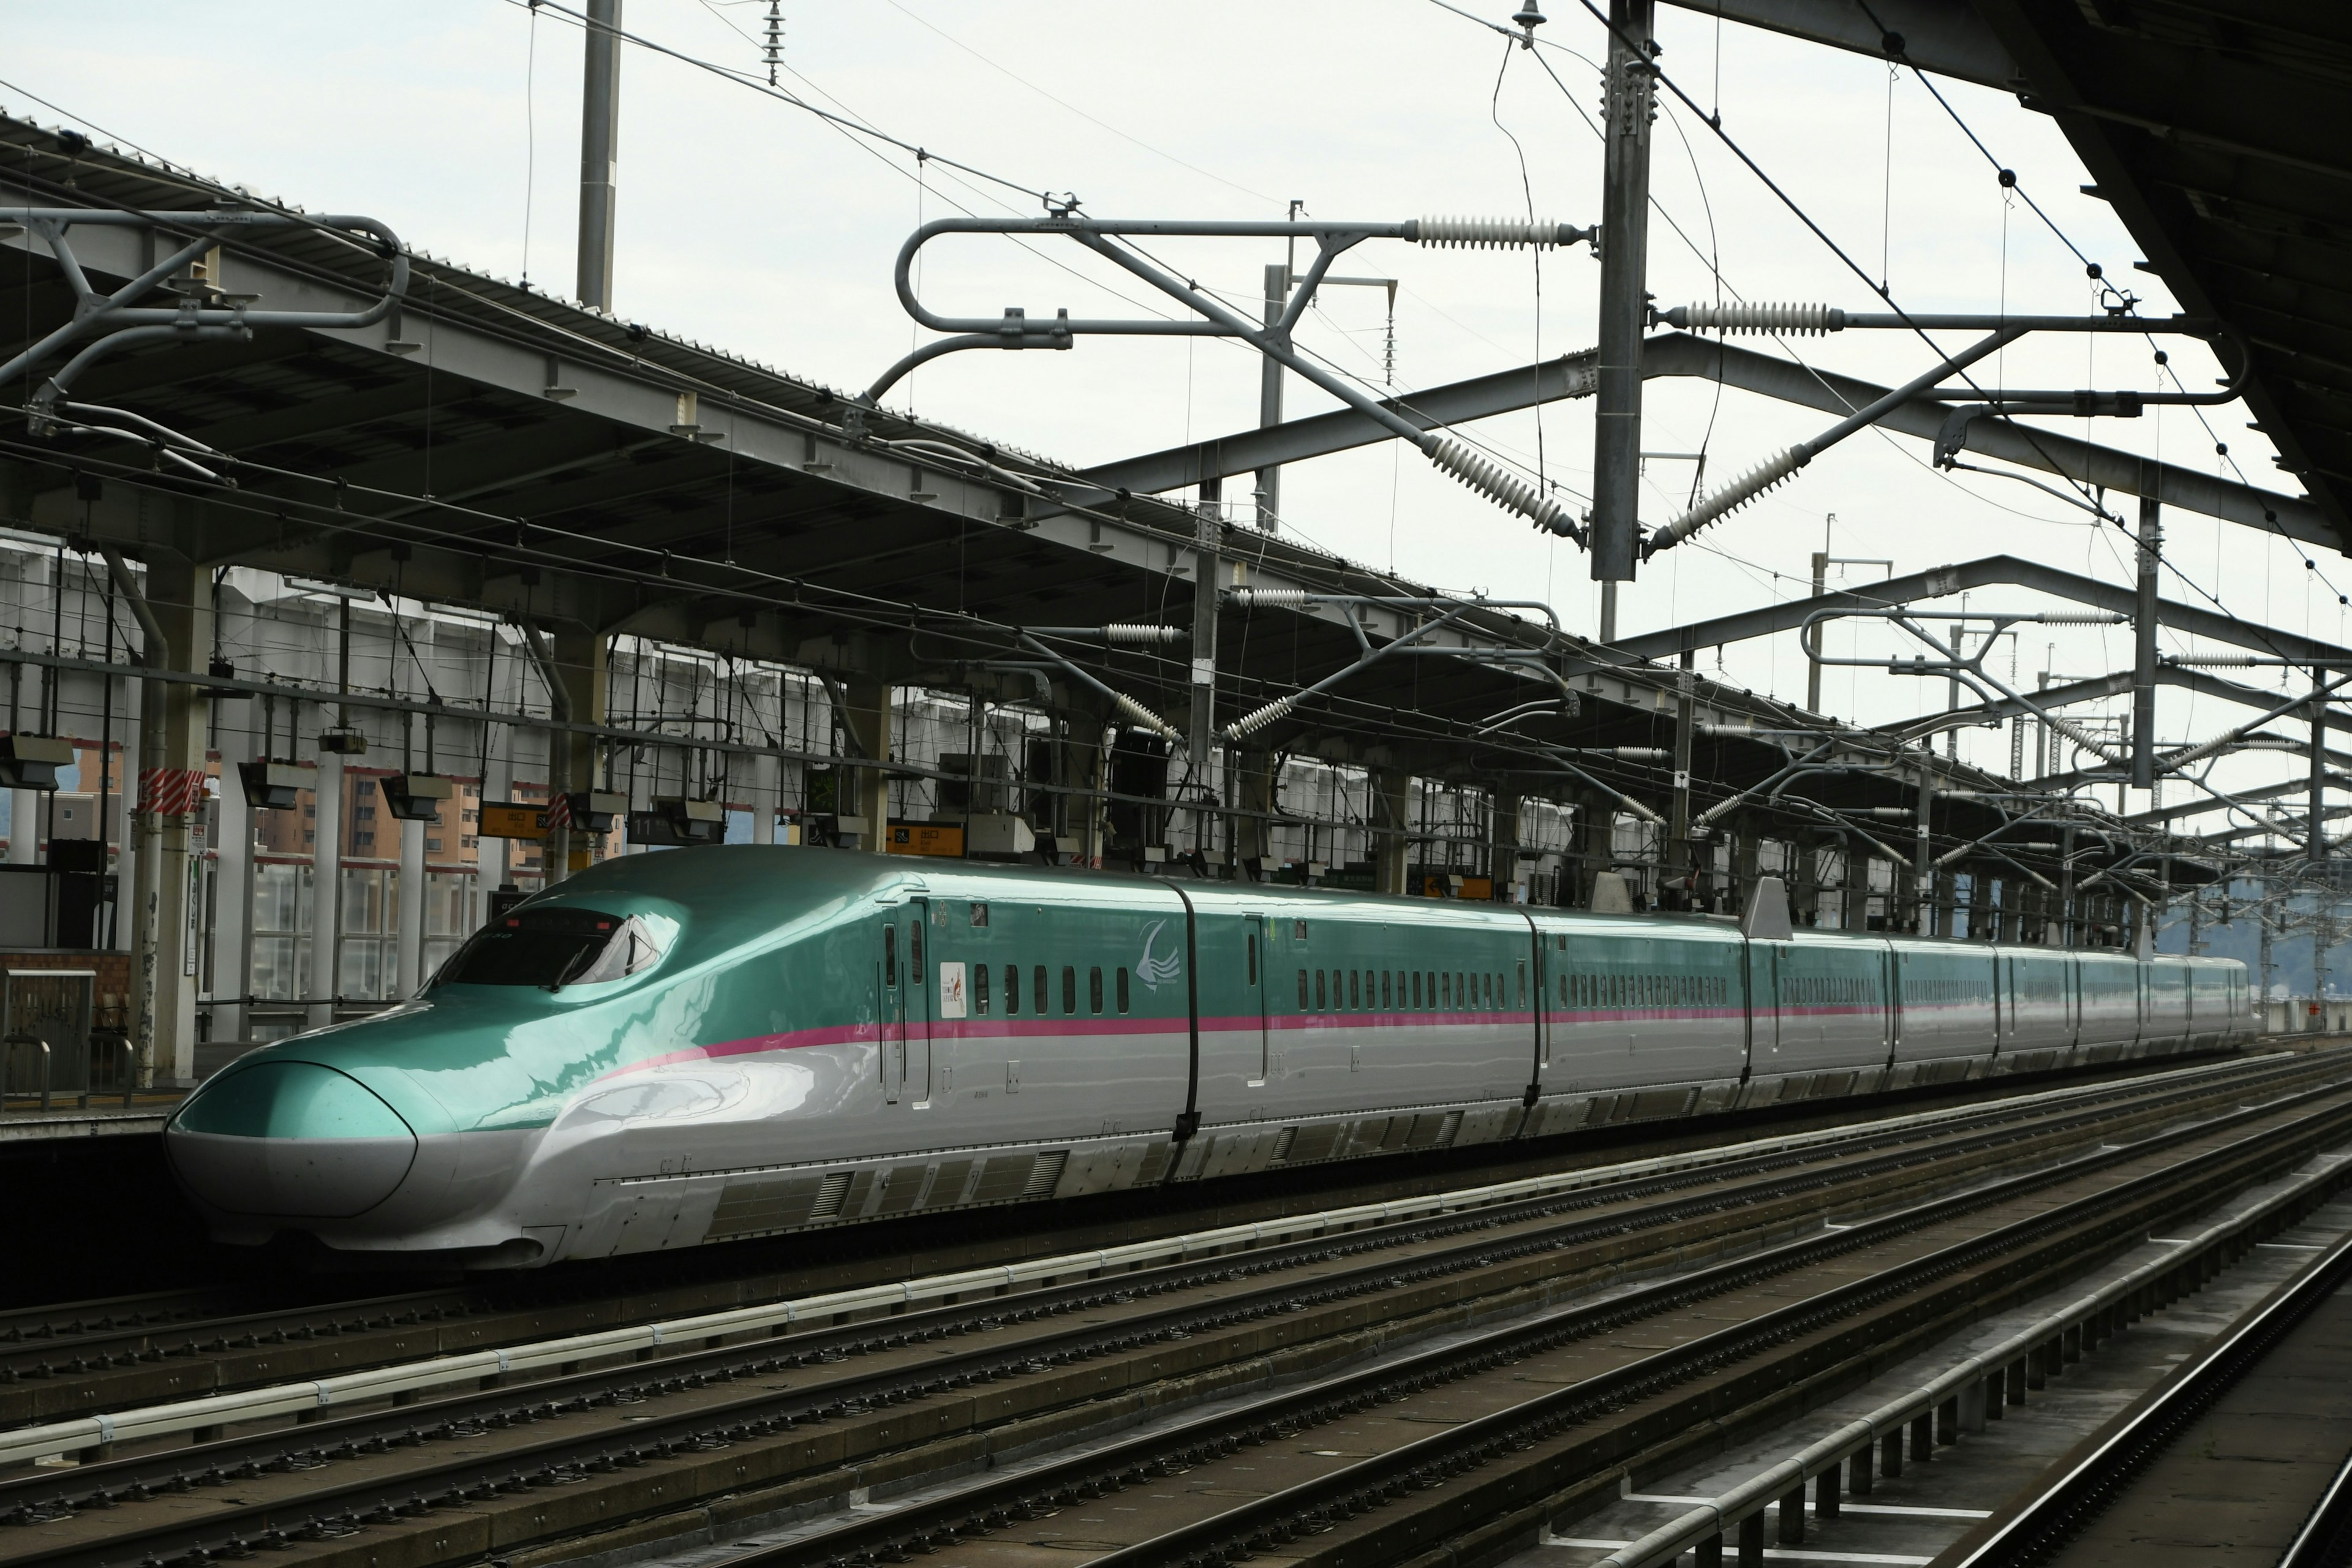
left=162, top=847, right=2253, bottom=1269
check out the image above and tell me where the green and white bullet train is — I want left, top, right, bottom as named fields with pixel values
left=164, top=847, right=2255, bottom=1268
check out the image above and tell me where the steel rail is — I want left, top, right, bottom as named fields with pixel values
left=1, top=1058, right=2330, bottom=1568
left=684, top=1087, right=2352, bottom=1568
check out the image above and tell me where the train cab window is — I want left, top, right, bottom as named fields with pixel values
left=1034, top=965, right=1049, bottom=1014
left=1117, top=968, right=1130, bottom=1012
left=1090, top=967, right=1104, bottom=1014
left=1316, top=970, right=1328, bottom=1010
left=433, top=907, right=666, bottom=990
left=1062, top=966, right=1077, bottom=1014
left=975, top=963, right=991, bottom=1014
left=970, top=902, right=989, bottom=927
left=1298, top=970, right=1310, bottom=1009
left=1003, top=965, right=1019, bottom=1014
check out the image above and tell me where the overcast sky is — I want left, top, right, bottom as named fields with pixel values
left=6, top=0, right=2336, bottom=821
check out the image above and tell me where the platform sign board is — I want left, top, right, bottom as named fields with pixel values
left=477, top=802, right=548, bottom=840
left=886, top=824, right=965, bottom=858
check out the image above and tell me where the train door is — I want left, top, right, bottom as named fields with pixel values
left=880, top=916, right=905, bottom=1104
left=907, top=899, right=933, bottom=1105
left=1885, top=947, right=1902, bottom=1069
left=1246, top=913, right=1270, bottom=1086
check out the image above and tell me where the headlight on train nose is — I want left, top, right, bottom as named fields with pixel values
left=165, top=1062, right=418, bottom=1219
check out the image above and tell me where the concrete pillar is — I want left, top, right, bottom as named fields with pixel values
left=545, top=625, right=608, bottom=882
left=1777, top=1486, right=1804, bottom=1544
left=211, top=692, right=254, bottom=1046
left=1234, top=749, right=1273, bottom=871
left=1575, top=791, right=1613, bottom=909
left=1732, top=818, right=1761, bottom=916
left=396, top=739, right=426, bottom=1000
left=1959, top=1376, right=1987, bottom=1433
left=1847, top=1448, right=1871, bottom=1496
left=485, top=735, right=513, bottom=892
left=837, top=673, right=892, bottom=851
left=750, top=751, right=778, bottom=845
left=1071, top=720, right=1109, bottom=867
left=1736, top=1512, right=1765, bottom=1568
left=1491, top=789, right=1522, bottom=901
left=1815, top=1466, right=1839, bottom=1520
left=308, top=741, right=343, bottom=1033
left=5, top=787, right=34, bottom=863
left=1880, top=1430, right=1902, bottom=1478
left=128, top=554, right=211, bottom=1086
left=1909, top=1412, right=1933, bottom=1461
left=1370, top=765, right=1411, bottom=896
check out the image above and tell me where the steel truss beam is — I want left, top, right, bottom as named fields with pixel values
left=1077, top=334, right=2326, bottom=549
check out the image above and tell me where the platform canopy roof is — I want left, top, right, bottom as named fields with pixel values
left=0, top=112, right=2255, bottom=890
left=1667, top=0, right=2352, bottom=556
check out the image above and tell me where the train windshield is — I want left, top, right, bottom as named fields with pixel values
left=430, top=908, right=665, bottom=991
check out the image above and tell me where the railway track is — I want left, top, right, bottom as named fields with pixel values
left=2, top=1052, right=2346, bottom=1568
left=1938, top=1215, right=2352, bottom=1568
left=0, top=1050, right=2314, bottom=1433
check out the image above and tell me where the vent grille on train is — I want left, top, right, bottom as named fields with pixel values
left=808, top=1170, right=854, bottom=1220
left=1022, top=1151, right=1069, bottom=1199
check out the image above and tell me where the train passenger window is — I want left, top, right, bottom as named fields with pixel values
left=1034, top=965, right=1049, bottom=1014
left=1090, top=967, right=1104, bottom=1014
left=1298, top=970, right=1310, bottom=1009
left=1062, top=967, right=1077, bottom=1014
left=1439, top=973, right=1450, bottom=1008
left=1381, top=971, right=1392, bottom=1009
left=1517, top=962, right=1526, bottom=1006
left=884, top=926, right=898, bottom=987
left=1316, top=970, right=1329, bottom=1009
left=1248, top=934, right=1257, bottom=986
left=976, top=963, right=991, bottom=1015
left=1117, top=968, right=1130, bottom=1012
left=1004, top=965, right=1019, bottom=1014
left=1349, top=971, right=1361, bottom=1008
left=1410, top=971, right=1421, bottom=1008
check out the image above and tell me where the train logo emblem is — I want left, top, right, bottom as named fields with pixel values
left=1137, top=921, right=1183, bottom=991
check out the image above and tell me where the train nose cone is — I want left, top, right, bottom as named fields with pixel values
left=166, top=1062, right=418, bottom=1218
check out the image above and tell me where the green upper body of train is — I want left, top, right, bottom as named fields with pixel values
left=162, top=846, right=2253, bottom=1267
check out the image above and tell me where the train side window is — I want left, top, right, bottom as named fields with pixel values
left=1409, top=971, right=1420, bottom=1008
left=1298, top=970, right=1309, bottom=1009
left=1439, top=973, right=1449, bottom=1008
left=976, top=963, right=991, bottom=1015
left=1316, top=970, right=1328, bottom=1010
left=1247, top=934, right=1257, bottom=986
left=1004, top=965, right=1019, bottom=1014
left=1517, top=962, right=1526, bottom=1006
left=911, top=922, right=925, bottom=983
left=1090, top=967, right=1104, bottom=1014
left=970, top=902, right=989, bottom=927
left=1117, top=968, right=1130, bottom=1012
left=1381, top=971, right=1392, bottom=1009
left=884, top=926, right=897, bottom=987
left=1349, top=971, right=1361, bottom=1008
left=1034, top=965, right=1049, bottom=1014
left=1062, top=967, right=1077, bottom=1014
